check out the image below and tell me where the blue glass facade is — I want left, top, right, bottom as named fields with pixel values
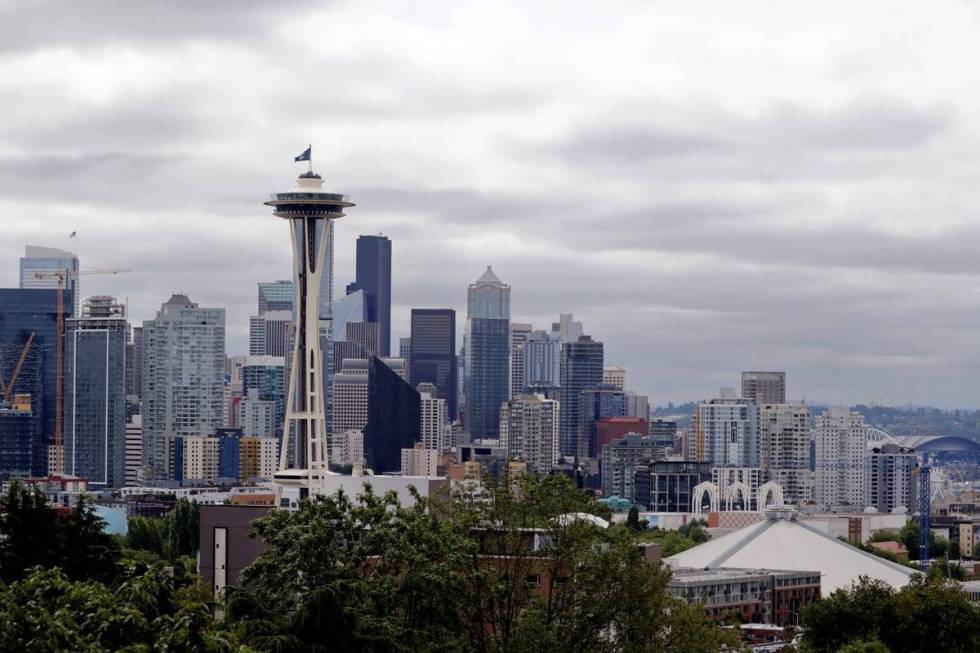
left=559, top=335, right=604, bottom=459
left=464, top=317, right=510, bottom=438
left=242, top=362, right=285, bottom=436
left=219, top=435, right=240, bottom=480
left=364, top=357, right=420, bottom=473
left=352, top=235, right=392, bottom=357
left=0, top=288, right=72, bottom=475
left=578, top=384, right=628, bottom=459
left=409, top=309, right=457, bottom=420
left=64, top=310, right=127, bottom=488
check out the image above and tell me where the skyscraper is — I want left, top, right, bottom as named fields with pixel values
left=578, top=384, right=628, bottom=460
left=758, top=403, right=811, bottom=505
left=559, top=335, right=604, bottom=458
left=363, top=357, right=420, bottom=473
left=741, top=371, right=786, bottom=404
left=241, top=356, right=286, bottom=435
left=350, top=235, right=392, bottom=357
left=499, top=393, right=559, bottom=473
left=19, top=245, right=80, bottom=315
left=331, top=358, right=370, bottom=436
left=64, top=296, right=128, bottom=488
left=510, top=322, right=532, bottom=398
left=814, top=407, right=867, bottom=508
left=419, top=386, right=451, bottom=452
left=265, top=167, right=353, bottom=476
left=249, top=310, right=291, bottom=356
left=409, top=309, right=457, bottom=420
left=866, top=443, right=917, bottom=513
left=0, top=288, right=69, bottom=476
left=602, top=366, right=626, bottom=390
left=522, top=329, right=560, bottom=388
left=141, top=294, right=225, bottom=480
left=464, top=267, right=510, bottom=439
left=257, top=280, right=294, bottom=314
left=692, top=396, right=759, bottom=467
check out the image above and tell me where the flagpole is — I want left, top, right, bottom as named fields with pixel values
left=308, top=143, right=312, bottom=174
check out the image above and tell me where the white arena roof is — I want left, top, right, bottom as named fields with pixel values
left=666, top=511, right=917, bottom=593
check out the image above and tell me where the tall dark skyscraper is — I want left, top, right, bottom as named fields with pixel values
left=64, top=296, right=127, bottom=488
left=578, top=383, right=628, bottom=460
left=363, top=357, right=420, bottom=473
left=0, top=288, right=72, bottom=476
left=350, top=235, right=392, bottom=357
left=559, top=335, right=604, bottom=459
left=409, top=309, right=457, bottom=420
left=464, top=267, right=510, bottom=439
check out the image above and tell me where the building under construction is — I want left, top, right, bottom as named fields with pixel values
left=0, top=288, right=67, bottom=478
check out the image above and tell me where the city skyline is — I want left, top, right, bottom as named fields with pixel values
left=4, top=2, right=980, bottom=407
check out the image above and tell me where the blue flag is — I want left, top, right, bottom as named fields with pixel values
left=294, top=146, right=311, bottom=162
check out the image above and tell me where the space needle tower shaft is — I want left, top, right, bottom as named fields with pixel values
left=265, top=152, right=354, bottom=488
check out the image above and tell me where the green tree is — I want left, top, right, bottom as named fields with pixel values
left=626, top=505, right=644, bottom=531
left=0, top=481, right=119, bottom=584
left=801, top=575, right=980, bottom=653
left=838, top=639, right=890, bottom=653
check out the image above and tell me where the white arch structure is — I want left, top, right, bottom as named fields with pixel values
left=726, top=481, right=751, bottom=511
left=866, top=427, right=898, bottom=445
left=692, top=481, right=720, bottom=515
left=757, top=481, right=784, bottom=510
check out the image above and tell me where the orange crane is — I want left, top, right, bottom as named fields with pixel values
left=34, top=267, right=131, bottom=473
left=0, top=331, right=36, bottom=403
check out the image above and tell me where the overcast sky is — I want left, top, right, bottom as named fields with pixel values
left=3, top=1, right=980, bottom=408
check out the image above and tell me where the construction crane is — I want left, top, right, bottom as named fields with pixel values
left=33, top=267, right=131, bottom=473
left=0, top=332, right=36, bottom=402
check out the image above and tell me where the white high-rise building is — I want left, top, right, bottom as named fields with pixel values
left=692, top=397, right=759, bottom=467
left=866, top=443, right=917, bottom=513
left=238, top=388, right=277, bottom=438
left=419, top=389, right=450, bottom=453
left=814, top=407, right=867, bottom=509
left=522, top=330, right=560, bottom=388
left=141, top=294, right=225, bottom=481
left=182, top=435, right=219, bottom=484
left=758, top=403, right=811, bottom=505
left=499, top=394, right=559, bottom=473
left=125, top=415, right=142, bottom=486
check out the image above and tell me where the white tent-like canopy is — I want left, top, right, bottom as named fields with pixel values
left=665, top=511, right=916, bottom=594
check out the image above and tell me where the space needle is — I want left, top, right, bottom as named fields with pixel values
left=266, top=146, right=354, bottom=492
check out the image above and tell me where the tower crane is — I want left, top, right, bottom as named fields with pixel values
left=0, top=332, right=36, bottom=402
left=33, top=267, right=131, bottom=473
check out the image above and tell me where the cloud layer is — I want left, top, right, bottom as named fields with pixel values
left=2, top=0, right=980, bottom=407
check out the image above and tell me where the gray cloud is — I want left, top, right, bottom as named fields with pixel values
left=2, top=0, right=980, bottom=408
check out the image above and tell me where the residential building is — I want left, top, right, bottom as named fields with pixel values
left=758, top=403, right=811, bottom=505
left=603, top=366, right=626, bottom=390
left=409, top=309, right=457, bottom=420
left=498, top=394, right=559, bottom=473
left=510, top=322, right=533, bottom=398
left=419, top=388, right=451, bottom=453
left=64, top=296, right=128, bottom=488
left=141, top=294, right=225, bottom=481
left=240, top=356, right=285, bottom=435
left=866, top=444, right=917, bottom=513
left=626, top=393, right=649, bottom=420
left=600, top=434, right=661, bottom=501
left=633, top=460, right=713, bottom=512
left=464, top=267, right=510, bottom=439
left=239, top=436, right=277, bottom=480
left=692, top=396, right=759, bottom=467
left=649, top=419, right=678, bottom=447
left=401, top=443, right=439, bottom=476
left=348, top=235, right=392, bottom=356
left=182, top=435, right=220, bottom=484
left=125, top=415, right=142, bottom=485
left=559, top=335, right=604, bottom=458
left=248, top=310, right=291, bottom=356
left=237, top=389, right=277, bottom=438
left=741, top=371, right=786, bottom=405
left=363, top=357, right=421, bottom=473
left=814, top=407, right=867, bottom=508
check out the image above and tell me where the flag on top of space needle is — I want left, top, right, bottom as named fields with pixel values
left=294, top=146, right=311, bottom=162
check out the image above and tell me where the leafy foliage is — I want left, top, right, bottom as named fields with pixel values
left=228, top=474, right=734, bottom=653
left=800, top=576, right=980, bottom=653
left=126, top=497, right=200, bottom=561
left=0, top=481, right=119, bottom=584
